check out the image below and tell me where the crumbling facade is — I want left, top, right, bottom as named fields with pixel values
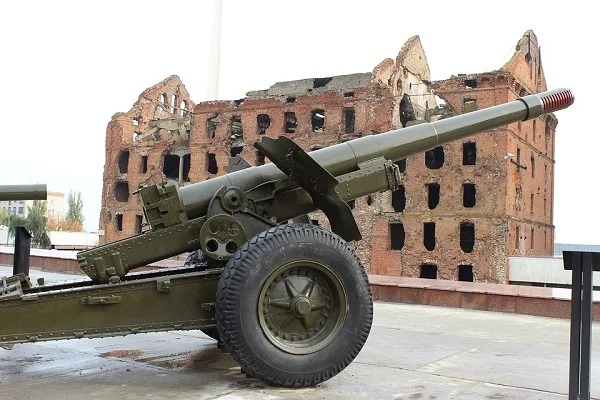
left=99, top=31, right=557, bottom=284
left=99, top=75, right=194, bottom=242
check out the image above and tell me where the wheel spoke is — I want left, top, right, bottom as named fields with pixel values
left=301, top=280, right=316, bottom=298
left=301, top=315, right=310, bottom=330
left=311, top=301, right=326, bottom=311
left=269, top=298, right=291, bottom=309
left=280, top=313, right=297, bottom=329
left=284, top=278, right=300, bottom=297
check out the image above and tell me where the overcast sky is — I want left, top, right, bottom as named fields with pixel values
left=0, top=1, right=594, bottom=244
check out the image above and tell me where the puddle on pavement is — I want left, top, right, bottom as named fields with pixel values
left=100, top=349, right=143, bottom=359
left=99, top=346, right=236, bottom=371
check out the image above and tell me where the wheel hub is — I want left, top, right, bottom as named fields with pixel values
left=258, top=262, right=346, bottom=355
left=291, top=296, right=312, bottom=316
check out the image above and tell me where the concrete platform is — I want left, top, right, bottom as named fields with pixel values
left=1, top=267, right=599, bottom=400
left=370, top=274, right=600, bottom=321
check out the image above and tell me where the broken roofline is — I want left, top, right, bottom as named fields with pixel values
left=245, top=73, right=373, bottom=98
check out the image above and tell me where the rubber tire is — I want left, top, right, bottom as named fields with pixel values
left=184, top=250, right=205, bottom=267
left=215, top=224, right=373, bottom=387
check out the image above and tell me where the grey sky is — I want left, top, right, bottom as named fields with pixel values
left=0, top=1, right=593, bottom=243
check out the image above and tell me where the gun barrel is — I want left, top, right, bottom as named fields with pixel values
left=179, top=88, right=574, bottom=220
left=0, top=184, right=48, bottom=201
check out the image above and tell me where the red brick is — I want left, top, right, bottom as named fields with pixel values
left=99, top=32, right=557, bottom=288
left=461, top=292, right=489, bottom=311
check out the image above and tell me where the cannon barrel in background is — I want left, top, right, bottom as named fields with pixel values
left=179, top=88, right=574, bottom=221
left=0, top=184, right=47, bottom=201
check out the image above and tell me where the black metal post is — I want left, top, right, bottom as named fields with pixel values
left=563, top=251, right=599, bottom=400
left=13, top=226, right=32, bottom=276
left=567, top=251, right=582, bottom=399
left=579, top=253, right=593, bottom=398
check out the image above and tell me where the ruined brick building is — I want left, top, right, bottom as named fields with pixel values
left=99, top=30, right=557, bottom=284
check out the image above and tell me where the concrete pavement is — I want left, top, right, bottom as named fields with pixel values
left=1, top=267, right=599, bottom=399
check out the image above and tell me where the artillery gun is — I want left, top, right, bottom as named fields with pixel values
left=0, top=184, right=47, bottom=201
left=0, top=89, right=574, bottom=387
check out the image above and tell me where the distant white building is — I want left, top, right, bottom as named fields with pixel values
left=0, top=225, right=9, bottom=246
left=48, top=231, right=99, bottom=250
left=554, top=243, right=600, bottom=257
left=0, top=191, right=65, bottom=219
left=509, top=243, right=600, bottom=289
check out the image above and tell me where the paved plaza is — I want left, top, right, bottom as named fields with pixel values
left=1, top=267, right=599, bottom=399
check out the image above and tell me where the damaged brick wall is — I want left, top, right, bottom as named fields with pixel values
left=99, top=75, right=194, bottom=244
left=500, top=30, right=556, bottom=260
left=99, top=31, right=557, bottom=284
left=190, top=72, right=379, bottom=190
left=419, top=30, right=557, bottom=283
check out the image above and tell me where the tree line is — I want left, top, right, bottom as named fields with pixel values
left=0, top=190, right=84, bottom=248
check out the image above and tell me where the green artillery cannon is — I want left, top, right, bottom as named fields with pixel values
left=0, top=184, right=47, bottom=201
left=0, top=89, right=574, bottom=387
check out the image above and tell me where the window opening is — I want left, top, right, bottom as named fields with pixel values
left=135, top=215, right=143, bottom=234
left=390, top=223, right=405, bottom=250
left=464, top=79, right=477, bottom=88
left=425, top=146, right=444, bottom=169
left=140, top=155, right=148, bottom=174
left=395, top=159, right=406, bottom=173
left=207, top=153, right=218, bottom=174
left=427, top=183, right=440, bottom=210
left=460, top=222, right=475, bottom=253
left=530, top=193, right=534, bottom=215
left=463, top=98, right=477, bottom=113
left=343, top=107, right=355, bottom=134
left=230, top=115, right=243, bottom=137
left=257, top=151, right=265, bottom=166
left=115, top=213, right=123, bottom=231
left=257, top=114, right=271, bottom=134
left=458, top=265, right=474, bottom=282
left=463, top=183, right=476, bottom=208
left=115, top=181, right=130, bottom=203
left=163, top=154, right=180, bottom=179
left=207, top=114, right=220, bottom=139
left=463, top=142, right=476, bottom=165
left=392, top=185, right=405, bottom=212
left=420, top=264, right=437, bottom=279
left=311, top=109, right=325, bottom=132
left=230, top=146, right=244, bottom=157
left=118, top=150, right=129, bottom=174
left=181, top=154, right=191, bottom=182
left=313, top=77, right=332, bottom=88
left=399, top=94, right=415, bottom=127
left=424, top=222, right=436, bottom=251
left=171, top=94, right=177, bottom=114
left=285, top=112, right=297, bottom=133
